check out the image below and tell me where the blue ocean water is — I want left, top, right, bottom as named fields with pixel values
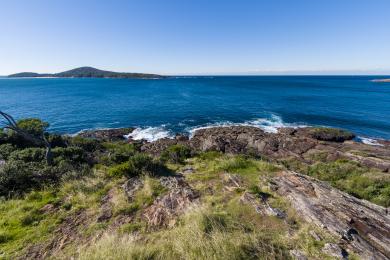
left=0, top=76, right=389, bottom=141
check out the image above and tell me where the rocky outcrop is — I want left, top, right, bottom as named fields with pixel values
left=143, top=176, right=199, bottom=227
left=77, top=127, right=134, bottom=141
left=188, top=126, right=390, bottom=172
left=140, top=134, right=189, bottom=156
left=270, top=171, right=390, bottom=259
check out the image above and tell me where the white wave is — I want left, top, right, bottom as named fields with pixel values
left=125, top=126, right=173, bottom=142
left=358, top=137, right=384, bottom=146
left=187, top=115, right=306, bottom=138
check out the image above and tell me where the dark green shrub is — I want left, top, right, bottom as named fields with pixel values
left=0, top=129, right=9, bottom=144
left=70, top=136, right=101, bottom=152
left=102, top=143, right=136, bottom=164
left=0, top=161, right=40, bottom=197
left=160, top=144, right=192, bottom=164
left=47, top=134, right=68, bottom=148
left=0, top=144, right=17, bottom=160
left=8, top=148, right=46, bottom=162
left=52, top=146, right=86, bottom=164
left=107, top=153, right=165, bottom=178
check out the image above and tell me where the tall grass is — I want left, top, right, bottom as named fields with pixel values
left=77, top=208, right=289, bottom=260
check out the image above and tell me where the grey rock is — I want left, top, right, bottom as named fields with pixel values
left=272, top=171, right=390, bottom=259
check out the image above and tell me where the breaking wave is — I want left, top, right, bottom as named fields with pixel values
left=186, top=115, right=306, bottom=138
left=357, top=136, right=384, bottom=146
left=124, top=126, right=173, bottom=142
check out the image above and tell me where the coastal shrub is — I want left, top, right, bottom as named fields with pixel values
left=0, top=129, right=9, bottom=144
left=107, top=162, right=130, bottom=178
left=70, top=136, right=102, bottom=152
left=102, top=143, right=136, bottom=165
left=0, top=161, right=40, bottom=197
left=309, top=127, right=355, bottom=142
left=52, top=147, right=86, bottom=164
left=8, top=148, right=46, bottom=162
left=0, top=144, right=17, bottom=160
left=107, top=153, right=165, bottom=178
left=160, top=144, right=192, bottom=164
left=308, top=160, right=390, bottom=207
left=47, top=134, right=68, bottom=148
left=16, top=118, right=49, bottom=137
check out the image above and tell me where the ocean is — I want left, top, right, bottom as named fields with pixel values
left=1, top=76, right=389, bottom=142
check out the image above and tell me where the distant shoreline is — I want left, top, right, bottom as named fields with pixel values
left=372, top=79, right=390, bottom=82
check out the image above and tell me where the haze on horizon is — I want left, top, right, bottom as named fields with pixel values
left=1, top=0, right=390, bottom=76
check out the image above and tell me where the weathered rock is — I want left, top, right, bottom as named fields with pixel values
left=289, top=249, right=308, bottom=260
left=271, top=171, right=390, bottom=259
left=122, top=177, right=143, bottom=201
left=322, top=243, right=348, bottom=259
left=239, top=191, right=286, bottom=219
left=97, top=189, right=114, bottom=222
left=181, top=166, right=195, bottom=175
left=141, top=138, right=185, bottom=156
left=188, top=126, right=390, bottom=172
left=223, top=174, right=243, bottom=191
left=77, top=127, right=134, bottom=141
left=143, top=176, right=199, bottom=227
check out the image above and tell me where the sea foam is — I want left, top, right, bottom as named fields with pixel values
left=358, top=137, right=384, bottom=146
left=186, top=115, right=306, bottom=138
left=125, top=126, right=173, bottom=142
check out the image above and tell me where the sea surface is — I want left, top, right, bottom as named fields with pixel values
left=1, top=76, right=389, bottom=142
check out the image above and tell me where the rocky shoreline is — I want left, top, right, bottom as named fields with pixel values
left=74, top=125, right=390, bottom=258
left=78, top=125, right=389, bottom=172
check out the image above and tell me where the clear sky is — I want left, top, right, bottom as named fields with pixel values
left=1, top=0, right=390, bottom=75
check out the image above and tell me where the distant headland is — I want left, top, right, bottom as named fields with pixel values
left=371, top=78, right=390, bottom=83
left=7, top=66, right=166, bottom=79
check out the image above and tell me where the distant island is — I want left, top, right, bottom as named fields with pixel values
left=8, top=66, right=166, bottom=79
left=372, top=78, right=390, bottom=83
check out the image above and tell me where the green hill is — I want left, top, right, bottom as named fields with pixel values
left=8, top=67, right=165, bottom=79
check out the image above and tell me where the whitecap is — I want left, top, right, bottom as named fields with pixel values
left=125, top=126, right=173, bottom=142
left=358, top=137, right=384, bottom=146
left=186, top=114, right=306, bottom=138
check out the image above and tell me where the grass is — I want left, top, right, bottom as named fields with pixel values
left=77, top=207, right=291, bottom=260
left=0, top=190, right=62, bottom=258
left=1, top=145, right=375, bottom=259
left=307, top=159, right=390, bottom=207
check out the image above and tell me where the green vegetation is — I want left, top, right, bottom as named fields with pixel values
left=0, top=116, right=389, bottom=259
left=160, top=144, right=192, bottom=164
left=107, top=153, right=167, bottom=178
left=307, top=159, right=390, bottom=207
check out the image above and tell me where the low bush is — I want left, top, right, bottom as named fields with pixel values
left=160, top=144, right=192, bottom=164
left=0, top=144, right=17, bottom=160
left=101, top=143, right=136, bottom=165
left=107, top=153, right=166, bottom=178
left=70, top=136, right=102, bottom=152
left=52, top=146, right=86, bottom=164
left=8, top=148, right=46, bottom=162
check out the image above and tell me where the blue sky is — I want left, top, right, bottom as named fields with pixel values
left=1, top=0, right=390, bottom=75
